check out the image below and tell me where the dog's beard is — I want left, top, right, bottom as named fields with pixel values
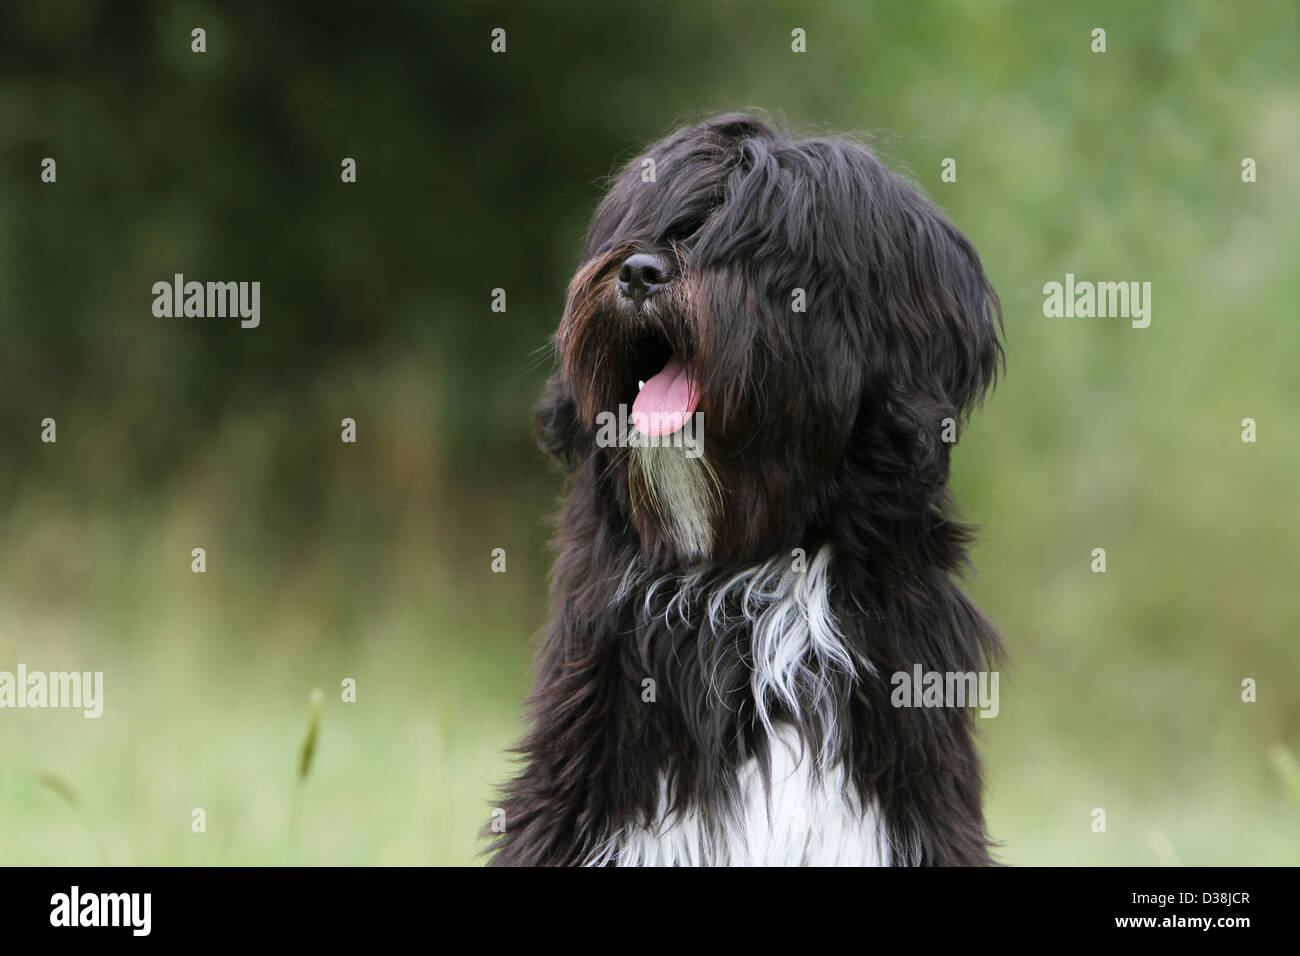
left=629, top=442, right=721, bottom=563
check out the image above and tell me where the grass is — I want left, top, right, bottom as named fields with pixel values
left=0, top=593, right=530, bottom=865
left=2, top=567, right=1296, bottom=865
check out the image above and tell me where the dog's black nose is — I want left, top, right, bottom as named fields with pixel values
left=618, top=253, right=671, bottom=304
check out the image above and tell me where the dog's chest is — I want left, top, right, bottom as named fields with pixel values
left=605, top=723, right=890, bottom=866
left=595, top=546, right=888, bottom=865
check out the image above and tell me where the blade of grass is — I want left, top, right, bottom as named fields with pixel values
left=36, top=771, right=108, bottom=866
left=1267, top=743, right=1300, bottom=809
left=289, top=688, right=324, bottom=865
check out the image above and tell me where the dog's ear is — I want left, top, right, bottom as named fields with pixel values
left=849, top=191, right=1003, bottom=495
left=896, top=195, right=1004, bottom=419
left=535, top=373, right=586, bottom=470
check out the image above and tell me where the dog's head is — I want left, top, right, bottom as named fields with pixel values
left=541, top=113, right=1002, bottom=567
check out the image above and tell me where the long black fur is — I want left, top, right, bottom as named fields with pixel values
left=490, top=113, right=1005, bottom=866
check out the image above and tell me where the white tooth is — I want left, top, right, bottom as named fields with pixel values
left=638, top=380, right=645, bottom=391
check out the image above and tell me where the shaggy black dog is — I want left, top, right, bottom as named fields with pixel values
left=491, top=113, right=1004, bottom=866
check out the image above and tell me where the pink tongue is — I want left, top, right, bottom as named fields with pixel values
left=632, top=356, right=700, bottom=436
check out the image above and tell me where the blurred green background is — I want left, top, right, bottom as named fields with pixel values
left=1, top=0, right=1297, bottom=865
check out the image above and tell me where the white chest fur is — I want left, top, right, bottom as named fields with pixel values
left=595, top=723, right=891, bottom=866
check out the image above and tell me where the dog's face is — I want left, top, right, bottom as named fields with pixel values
left=542, top=114, right=1002, bottom=567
